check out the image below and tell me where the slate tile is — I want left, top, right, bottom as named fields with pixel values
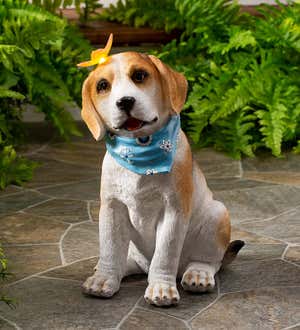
left=44, top=257, right=98, bottom=282
left=231, top=243, right=286, bottom=264
left=0, top=191, right=49, bottom=216
left=120, top=307, right=188, bottom=329
left=207, top=178, right=275, bottom=192
left=215, top=185, right=300, bottom=224
left=191, top=287, right=300, bottom=330
left=219, top=259, right=300, bottom=293
left=0, top=213, right=68, bottom=244
left=38, top=141, right=106, bottom=169
left=231, top=227, right=282, bottom=244
left=24, top=199, right=89, bottom=224
left=193, top=148, right=241, bottom=178
left=239, top=208, right=300, bottom=244
left=89, top=201, right=100, bottom=222
left=4, top=245, right=61, bottom=283
left=62, top=222, right=99, bottom=263
left=242, top=153, right=300, bottom=172
left=0, top=186, right=23, bottom=198
left=0, top=318, right=16, bottom=330
left=24, top=157, right=98, bottom=189
left=284, top=246, right=300, bottom=265
left=139, top=286, right=218, bottom=321
left=244, top=171, right=300, bottom=186
left=37, top=179, right=100, bottom=200
left=1, top=277, right=144, bottom=329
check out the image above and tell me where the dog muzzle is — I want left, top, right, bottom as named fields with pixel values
left=105, top=115, right=180, bottom=175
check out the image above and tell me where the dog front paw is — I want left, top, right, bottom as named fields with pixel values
left=82, top=273, right=120, bottom=298
left=144, top=282, right=179, bottom=306
left=181, top=263, right=215, bottom=293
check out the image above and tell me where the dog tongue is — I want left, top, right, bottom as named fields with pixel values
left=124, top=117, right=143, bottom=131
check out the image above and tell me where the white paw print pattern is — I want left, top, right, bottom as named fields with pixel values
left=159, top=139, right=173, bottom=153
left=119, top=147, right=134, bottom=164
left=145, top=169, right=158, bottom=175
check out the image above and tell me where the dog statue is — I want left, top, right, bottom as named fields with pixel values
left=79, top=35, right=244, bottom=306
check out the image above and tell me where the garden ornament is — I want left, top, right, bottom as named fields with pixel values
left=77, top=33, right=113, bottom=67
left=79, top=44, right=244, bottom=306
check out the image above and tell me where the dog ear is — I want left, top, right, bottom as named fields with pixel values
left=81, top=78, right=106, bottom=141
left=148, top=55, right=188, bottom=114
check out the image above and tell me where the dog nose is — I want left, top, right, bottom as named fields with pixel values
left=116, top=96, right=135, bottom=112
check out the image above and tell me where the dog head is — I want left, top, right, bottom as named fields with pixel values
left=81, top=52, right=188, bottom=140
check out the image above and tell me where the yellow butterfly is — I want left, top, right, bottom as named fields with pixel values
left=77, top=33, right=113, bottom=68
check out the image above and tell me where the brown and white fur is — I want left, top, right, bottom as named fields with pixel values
left=81, top=52, right=244, bottom=306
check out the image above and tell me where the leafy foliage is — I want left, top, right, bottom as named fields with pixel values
left=0, top=246, right=14, bottom=307
left=30, top=0, right=102, bottom=22
left=105, top=0, right=300, bottom=158
left=101, top=0, right=183, bottom=32
left=0, top=1, right=91, bottom=189
left=0, top=146, right=37, bottom=189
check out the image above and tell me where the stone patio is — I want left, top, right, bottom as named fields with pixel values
left=0, top=133, right=299, bottom=329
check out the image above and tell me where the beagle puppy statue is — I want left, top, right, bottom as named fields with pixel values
left=78, top=34, right=244, bottom=306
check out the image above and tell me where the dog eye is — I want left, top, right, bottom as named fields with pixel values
left=97, top=79, right=110, bottom=93
left=131, top=70, right=148, bottom=83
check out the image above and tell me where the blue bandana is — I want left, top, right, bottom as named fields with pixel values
left=105, top=115, right=180, bottom=175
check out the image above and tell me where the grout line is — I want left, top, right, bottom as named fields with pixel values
left=238, top=160, right=244, bottom=178
left=237, top=205, right=300, bottom=225
left=231, top=226, right=288, bottom=245
left=59, top=223, right=74, bottom=265
left=21, top=144, right=48, bottom=157
left=281, top=244, right=290, bottom=260
left=187, top=276, right=222, bottom=323
left=16, top=197, right=54, bottom=213
left=1, top=182, right=103, bottom=204
left=219, top=284, right=300, bottom=296
left=215, top=182, right=300, bottom=194
left=241, top=173, right=300, bottom=188
left=186, top=274, right=231, bottom=324
left=116, top=296, right=144, bottom=329
left=0, top=188, right=46, bottom=200
left=283, top=322, right=300, bottom=330
left=0, top=190, right=25, bottom=199
left=3, top=255, right=99, bottom=288
left=20, top=137, right=55, bottom=157
left=2, top=243, right=59, bottom=247
left=87, top=200, right=94, bottom=222
left=212, top=180, right=277, bottom=191
left=32, top=176, right=100, bottom=191
left=58, top=219, right=96, bottom=265
left=0, top=315, right=21, bottom=330
left=188, top=294, right=222, bottom=323
left=19, top=210, right=90, bottom=226
left=35, top=275, right=82, bottom=283
left=138, top=305, right=192, bottom=329
left=281, top=258, right=300, bottom=269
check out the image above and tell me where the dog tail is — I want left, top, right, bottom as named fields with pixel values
left=221, top=240, right=245, bottom=267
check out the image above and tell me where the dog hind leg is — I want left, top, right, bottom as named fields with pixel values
left=181, top=200, right=231, bottom=293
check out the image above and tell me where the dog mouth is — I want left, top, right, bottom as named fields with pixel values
left=118, top=116, right=158, bottom=131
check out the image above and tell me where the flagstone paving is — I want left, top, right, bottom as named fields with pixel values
left=0, top=137, right=300, bottom=329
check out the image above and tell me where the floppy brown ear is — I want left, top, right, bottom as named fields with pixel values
left=148, top=55, right=188, bottom=114
left=81, top=78, right=105, bottom=141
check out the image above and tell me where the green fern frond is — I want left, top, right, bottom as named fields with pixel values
left=0, top=88, right=24, bottom=99
left=213, top=108, right=256, bottom=159
left=256, top=103, right=288, bottom=157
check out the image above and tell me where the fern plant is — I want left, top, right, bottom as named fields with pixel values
left=105, top=0, right=300, bottom=158
left=101, top=0, right=184, bottom=32
left=30, top=0, right=102, bottom=22
left=0, top=0, right=91, bottom=189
